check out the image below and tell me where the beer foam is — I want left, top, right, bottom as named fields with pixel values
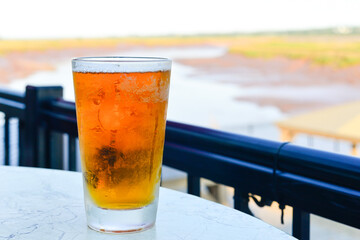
left=72, top=57, right=171, bottom=73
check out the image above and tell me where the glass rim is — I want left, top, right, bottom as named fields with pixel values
left=72, top=56, right=171, bottom=73
left=72, top=56, right=171, bottom=63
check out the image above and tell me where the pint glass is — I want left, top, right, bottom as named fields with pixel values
left=72, top=57, right=171, bottom=233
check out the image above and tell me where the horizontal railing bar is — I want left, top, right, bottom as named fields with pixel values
left=164, top=142, right=282, bottom=191
left=279, top=144, right=360, bottom=191
left=0, top=89, right=25, bottom=103
left=40, top=110, right=78, bottom=137
left=164, top=142, right=360, bottom=196
left=166, top=121, right=282, bottom=168
left=46, top=99, right=76, bottom=115
left=0, top=98, right=25, bottom=119
left=166, top=121, right=360, bottom=191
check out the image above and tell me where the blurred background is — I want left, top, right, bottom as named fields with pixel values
left=1, top=0, right=360, bottom=239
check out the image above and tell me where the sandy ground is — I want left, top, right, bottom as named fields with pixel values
left=178, top=53, right=360, bottom=114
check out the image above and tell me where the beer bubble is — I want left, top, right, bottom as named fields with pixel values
left=98, top=101, right=123, bottom=131
left=89, top=88, right=105, bottom=105
left=90, top=125, right=103, bottom=133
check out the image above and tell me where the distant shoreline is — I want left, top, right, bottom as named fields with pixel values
left=1, top=43, right=360, bottom=115
left=2, top=35, right=360, bottom=68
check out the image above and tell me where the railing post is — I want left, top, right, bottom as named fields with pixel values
left=21, top=86, right=63, bottom=168
left=292, top=207, right=310, bottom=240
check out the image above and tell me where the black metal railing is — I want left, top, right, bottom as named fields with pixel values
left=164, top=121, right=360, bottom=239
left=0, top=85, right=359, bottom=240
left=0, top=88, right=25, bottom=165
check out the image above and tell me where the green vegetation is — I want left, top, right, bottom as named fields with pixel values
left=248, top=26, right=360, bottom=36
left=229, top=36, right=360, bottom=68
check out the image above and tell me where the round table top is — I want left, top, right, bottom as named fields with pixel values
left=0, top=166, right=294, bottom=240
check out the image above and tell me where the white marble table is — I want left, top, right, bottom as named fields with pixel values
left=0, top=166, right=294, bottom=240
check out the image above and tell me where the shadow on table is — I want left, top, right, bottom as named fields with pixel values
left=85, top=226, right=157, bottom=239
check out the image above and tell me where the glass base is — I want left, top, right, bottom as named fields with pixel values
left=85, top=198, right=158, bottom=233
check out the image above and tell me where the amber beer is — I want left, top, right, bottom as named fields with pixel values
left=72, top=57, right=171, bottom=233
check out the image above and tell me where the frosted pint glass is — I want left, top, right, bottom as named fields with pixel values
left=72, top=57, right=171, bottom=233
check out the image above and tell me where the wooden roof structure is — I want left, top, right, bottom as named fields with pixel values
left=276, top=101, right=360, bottom=156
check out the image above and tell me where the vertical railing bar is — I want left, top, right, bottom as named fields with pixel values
left=68, top=135, right=76, bottom=171
left=4, top=116, right=10, bottom=165
left=292, top=207, right=310, bottom=240
left=44, top=127, right=51, bottom=168
left=187, top=174, right=200, bottom=196
left=234, top=188, right=252, bottom=215
left=18, top=120, right=26, bottom=166
left=12, top=118, right=20, bottom=166
left=234, top=188, right=241, bottom=210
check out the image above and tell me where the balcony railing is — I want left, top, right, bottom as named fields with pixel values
left=0, top=86, right=359, bottom=240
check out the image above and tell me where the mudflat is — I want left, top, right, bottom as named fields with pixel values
left=1, top=38, right=360, bottom=115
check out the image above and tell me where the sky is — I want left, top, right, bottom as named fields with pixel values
left=0, top=0, right=360, bottom=39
